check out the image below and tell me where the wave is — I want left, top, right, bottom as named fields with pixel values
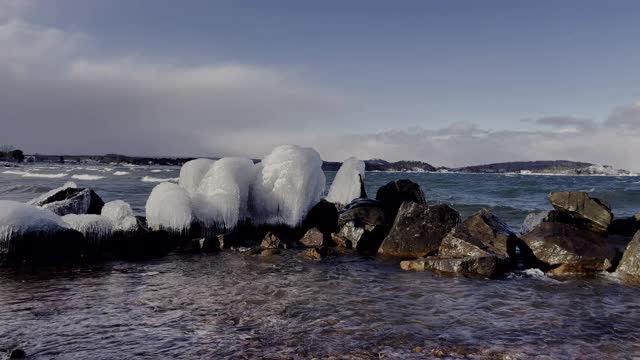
left=141, top=176, right=179, bottom=183
left=22, top=173, right=67, bottom=178
left=71, top=174, right=106, bottom=181
left=113, top=171, right=130, bottom=176
left=0, top=184, right=51, bottom=194
left=2, top=170, right=28, bottom=175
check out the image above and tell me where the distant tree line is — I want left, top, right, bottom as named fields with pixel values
left=0, top=145, right=24, bottom=162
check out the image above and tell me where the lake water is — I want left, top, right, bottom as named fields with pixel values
left=1, top=164, right=640, bottom=359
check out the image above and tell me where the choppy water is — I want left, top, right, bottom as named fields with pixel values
left=1, top=164, right=640, bottom=359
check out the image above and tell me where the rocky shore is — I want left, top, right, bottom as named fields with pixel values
left=2, top=147, right=640, bottom=284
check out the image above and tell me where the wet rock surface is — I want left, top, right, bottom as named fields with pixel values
left=617, top=231, right=640, bottom=278
left=548, top=191, right=612, bottom=232
left=400, top=255, right=501, bottom=278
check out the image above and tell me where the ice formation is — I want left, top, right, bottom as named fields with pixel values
left=250, top=145, right=326, bottom=226
left=0, top=200, right=69, bottom=251
left=62, top=214, right=113, bottom=244
left=28, top=182, right=78, bottom=206
left=326, top=157, right=366, bottom=205
left=145, top=182, right=193, bottom=233
left=101, top=200, right=138, bottom=233
left=192, top=157, right=256, bottom=231
left=178, top=158, right=216, bottom=193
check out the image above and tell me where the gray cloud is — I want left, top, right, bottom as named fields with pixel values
left=533, top=116, right=597, bottom=131
left=606, top=102, right=640, bottom=129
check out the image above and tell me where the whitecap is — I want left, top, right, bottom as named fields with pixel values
left=113, top=171, right=130, bottom=176
left=2, top=170, right=28, bottom=175
left=22, top=173, right=67, bottom=178
left=141, top=176, right=179, bottom=183
left=506, top=268, right=561, bottom=283
left=71, top=174, right=106, bottom=181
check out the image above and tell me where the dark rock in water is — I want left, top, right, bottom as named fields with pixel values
left=440, top=209, right=518, bottom=259
left=521, top=222, right=617, bottom=272
left=400, top=255, right=501, bottom=277
left=303, top=247, right=335, bottom=260
left=111, top=230, right=174, bottom=259
left=299, top=228, right=325, bottom=248
left=608, top=216, right=640, bottom=237
left=617, top=231, right=640, bottom=279
left=9, top=349, right=26, bottom=360
left=375, top=179, right=427, bottom=219
left=520, top=211, right=549, bottom=234
left=547, top=191, right=612, bottom=232
left=31, top=187, right=104, bottom=216
left=358, top=173, right=367, bottom=199
left=304, top=200, right=339, bottom=234
left=260, top=248, right=281, bottom=257
left=337, top=199, right=390, bottom=254
left=378, top=202, right=460, bottom=258
left=261, top=232, right=282, bottom=250
left=330, top=233, right=352, bottom=248
left=2, top=228, right=87, bottom=263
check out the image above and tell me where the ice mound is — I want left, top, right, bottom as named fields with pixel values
left=101, top=200, right=138, bottom=233
left=192, top=157, right=256, bottom=231
left=62, top=214, right=113, bottom=244
left=326, top=157, right=366, bottom=205
left=28, top=182, right=78, bottom=206
left=141, top=176, right=179, bottom=183
left=179, top=158, right=216, bottom=193
left=0, top=200, right=69, bottom=251
left=146, top=182, right=193, bottom=233
left=250, top=145, right=325, bottom=226
left=72, top=174, right=106, bottom=181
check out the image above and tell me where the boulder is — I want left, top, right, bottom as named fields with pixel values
left=547, top=191, right=612, bottom=232
left=378, top=202, right=460, bottom=258
left=616, top=231, right=640, bottom=278
left=29, top=183, right=104, bottom=216
left=330, top=233, right=352, bottom=248
left=608, top=216, right=640, bottom=237
left=303, top=200, right=339, bottom=234
left=375, top=179, right=427, bottom=219
left=400, top=255, right=501, bottom=278
left=337, top=199, right=390, bottom=253
left=521, top=222, right=618, bottom=272
left=260, top=231, right=283, bottom=250
left=299, top=227, right=325, bottom=248
left=520, top=211, right=549, bottom=234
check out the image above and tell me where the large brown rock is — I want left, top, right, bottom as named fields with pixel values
left=378, top=202, right=460, bottom=258
left=299, top=227, right=325, bottom=247
left=547, top=191, right=612, bottom=232
left=400, top=255, right=501, bottom=278
left=375, top=179, right=427, bottom=219
left=521, top=222, right=617, bottom=272
left=617, top=231, right=640, bottom=278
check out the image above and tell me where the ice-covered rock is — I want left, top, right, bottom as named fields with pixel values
left=28, top=182, right=77, bottom=206
left=0, top=200, right=85, bottom=259
left=192, top=157, right=256, bottom=232
left=62, top=214, right=113, bottom=244
left=28, top=182, right=105, bottom=216
left=101, top=200, right=138, bottom=233
left=250, top=145, right=326, bottom=227
left=178, top=158, right=216, bottom=193
left=146, top=182, right=193, bottom=233
left=326, top=157, right=366, bottom=206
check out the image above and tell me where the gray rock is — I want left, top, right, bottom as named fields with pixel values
left=520, top=211, right=549, bottom=234
left=548, top=191, right=612, bottom=232
left=617, top=231, right=640, bottom=278
left=521, top=222, right=617, bottom=272
left=375, top=179, right=427, bottom=219
left=378, top=202, right=460, bottom=258
left=400, top=255, right=501, bottom=277
left=30, top=186, right=104, bottom=216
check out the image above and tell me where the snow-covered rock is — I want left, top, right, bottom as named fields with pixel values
left=192, top=157, right=256, bottom=232
left=62, top=214, right=113, bottom=244
left=326, top=157, right=366, bottom=206
left=101, top=200, right=138, bottom=233
left=178, top=158, right=216, bottom=193
left=28, top=182, right=105, bottom=216
left=27, top=182, right=77, bottom=206
left=146, top=182, right=193, bottom=233
left=250, top=145, right=326, bottom=227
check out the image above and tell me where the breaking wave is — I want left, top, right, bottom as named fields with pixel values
left=71, top=174, right=106, bottom=181
left=141, top=176, right=179, bottom=183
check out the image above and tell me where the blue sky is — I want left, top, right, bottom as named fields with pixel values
left=1, top=0, right=639, bottom=169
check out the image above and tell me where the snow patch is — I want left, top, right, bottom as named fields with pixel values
left=178, top=158, right=216, bottom=193
left=250, top=145, right=325, bottom=226
left=145, top=182, right=193, bottom=233
left=72, top=174, right=106, bottom=181
left=101, top=200, right=138, bottom=233
left=326, top=157, right=365, bottom=205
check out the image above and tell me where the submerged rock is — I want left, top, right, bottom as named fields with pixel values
left=378, top=202, right=460, bottom=258
left=547, top=191, right=612, bottom=232
left=400, top=255, right=501, bottom=278
left=617, top=231, right=640, bottom=279
left=521, top=222, right=617, bottom=272
left=375, top=179, right=427, bottom=219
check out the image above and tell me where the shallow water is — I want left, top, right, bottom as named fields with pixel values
left=1, top=164, right=640, bottom=358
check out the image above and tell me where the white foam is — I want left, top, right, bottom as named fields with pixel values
left=62, top=214, right=113, bottom=244
left=178, top=158, right=216, bottom=193
left=141, top=176, right=179, bottom=183
left=101, top=200, right=138, bottom=233
left=192, top=157, right=256, bottom=231
left=2, top=170, right=28, bottom=175
left=145, top=182, right=193, bottom=233
left=22, top=173, right=67, bottom=178
left=113, top=171, right=130, bottom=176
left=250, top=145, right=325, bottom=226
left=71, top=174, right=106, bottom=181
left=326, top=157, right=365, bottom=205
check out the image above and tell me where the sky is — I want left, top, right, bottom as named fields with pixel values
left=1, top=0, right=639, bottom=170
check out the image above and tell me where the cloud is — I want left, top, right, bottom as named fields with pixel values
left=605, top=101, right=640, bottom=129
left=532, top=116, right=597, bottom=132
